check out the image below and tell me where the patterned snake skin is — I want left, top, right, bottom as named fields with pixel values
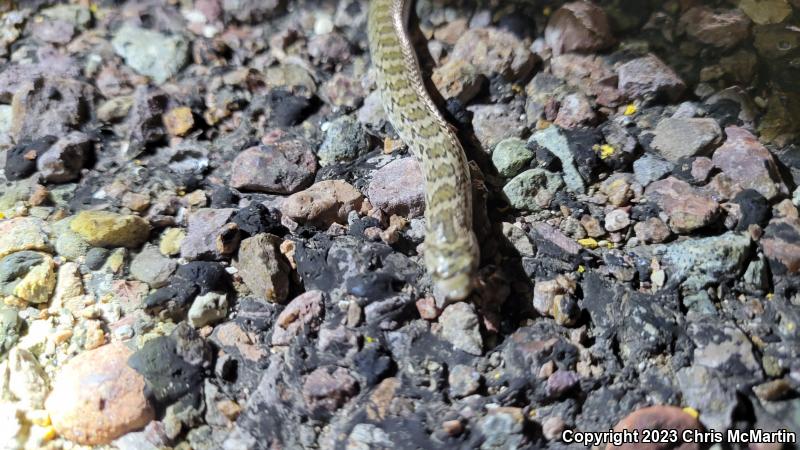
left=367, top=0, right=479, bottom=301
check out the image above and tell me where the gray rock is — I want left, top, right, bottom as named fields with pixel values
left=188, top=291, right=229, bottom=328
left=502, top=168, right=565, bottom=212
left=449, top=27, right=535, bottom=81
left=501, top=223, right=535, bottom=257
left=180, top=208, right=237, bottom=261
left=222, top=0, right=282, bottom=22
left=130, top=244, right=178, bottom=288
left=468, top=103, right=527, bottom=150
left=448, top=364, right=481, bottom=398
left=743, top=254, right=769, bottom=294
left=491, top=138, right=534, bottom=178
left=650, top=117, right=722, bottom=162
left=689, top=322, right=761, bottom=378
left=660, top=232, right=752, bottom=293
left=367, top=157, right=426, bottom=218
left=439, top=302, right=483, bottom=355
left=479, top=407, right=525, bottom=450
left=111, top=24, right=189, bottom=84
left=528, top=126, right=585, bottom=193
left=633, top=154, right=673, bottom=187
left=10, top=77, right=94, bottom=141
left=0, top=308, right=20, bottom=355
left=236, top=233, right=290, bottom=303
left=346, top=423, right=393, bottom=450
left=318, top=115, right=370, bottom=167
left=677, top=365, right=738, bottom=431
left=617, top=54, right=686, bottom=103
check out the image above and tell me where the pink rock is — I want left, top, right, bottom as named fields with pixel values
left=645, top=177, right=719, bottom=233
left=679, top=6, right=751, bottom=49
left=711, top=126, right=788, bottom=200
left=272, top=290, right=325, bottom=345
left=617, top=54, right=686, bottom=102
left=281, top=180, right=368, bottom=227
left=46, top=343, right=154, bottom=445
left=545, top=1, right=615, bottom=56
left=368, top=158, right=426, bottom=219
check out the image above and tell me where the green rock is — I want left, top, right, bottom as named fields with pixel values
left=739, top=0, right=792, bottom=25
left=502, top=168, right=564, bottom=211
left=661, top=232, right=752, bottom=293
left=491, top=138, right=533, bottom=178
left=317, top=115, right=370, bottom=167
left=111, top=25, right=189, bottom=84
left=69, top=211, right=151, bottom=248
left=528, top=126, right=585, bottom=193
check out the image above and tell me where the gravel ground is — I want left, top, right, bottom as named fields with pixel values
left=1, top=0, right=799, bottom=449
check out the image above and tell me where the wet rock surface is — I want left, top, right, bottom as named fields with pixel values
left=0, top=0, right=798, bottom=448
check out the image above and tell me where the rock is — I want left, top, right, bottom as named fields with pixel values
left=0, top=308, right=20, bottom=355
left=604, top=209, right=630, bottom=232
left=439, top=302, right=483, bottom=355
left=188, top=291, right=228, bottom=327
left=502, top=168, right=565, bottom=212
left=4, top=136, right=58, bottom=181
left=502, top=222, right=535, bottom=256
left=649, top=118, right=722, bottom=162
left=35, top=131, right=93, bottom=183
left=633, top=154, right=673, bottom=187
left=30, top=17, right=75, bottom=44
left=529, top=126, right=586, bottom=193
left=39, top=4, right=92, bottom=29
left=271, top=290, right=325, bottom=345
left=179, top=208, right=237, bottom=260
left=550, top=54, right=622, bottom=107
left=731, top=189, right=770, bottom=231
left=111, top=24, right=189, bottom=84
left=554, top=92, right=597, bottom=129
left=449, top=27, right=536, bottom=81
left=753, top=379, right=793, bottom=401
left=10, top=77, right=94, bottom=141
left=468, top=103, right=527, bottom=150
left=547, top=370, right=580, bottom=398
left=222, top=0, right=282, bottom=22
left=346, top=423, right=393, bottom=449
left=230, top=139, right=317, bottom=194
left=6, top=347, right=49, bottom=409
left=532, top=222, right=583, bottom=259
left=236, top=233, right=291, bottom=303
left=0, top=217, right=51, bottom=259
left=70, top=211, right=151, bottom=248
left=545, top=1, right=614, bottom=56
left=308, top=32, right=352, bottom=69
left=678, top=6, right=751, bottom=49
left=711, top=126, right=788, bottom=200
left=633, top=217, right=671, bottom=244
left=479, top=407, right=525, bottom=450
left=303, top=366, right=359, bottom=413
left=617, top=54, right=686, bottom=103
left=0, top=251, right=56, bottom=304
left=317, top=115, right=370, bottom=166
left=367, top=158, right=426, bottom=218
left=356, top=91, right=387, bottom=128
left=130, top=244, right=177, bottom=288
left=661, top=232, right=751, bottom=292
left=533, top=276, right=579, bottom=326
left=448, top=364, right=481, bottom=398
left=608, top=405, right=703, bottom=450
left=738, top=0, right=792, bottom=25
left=677, top=365, right=738, bottom=431
left=321, top=72, right=366, bottom=110
left=431, top=60, right=484, bottom=104
left=46, top=342, right=154, bottom=445
left=761, top=218, right=800, bottom=274
left=644, top=177, right=720, bottom=233
left=281, top=180, right=367, bottom=227
left=491, top=138, right=534, bottom=178
left=163, top=107, right=194, bottom=137
left=123, top=87, right=167, bottom=159
left=690, top=322, right=761, bottom=375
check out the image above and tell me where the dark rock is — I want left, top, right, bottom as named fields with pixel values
left=731, top=189, right=770, bottom=231
left=353, top=347, right=393, bottom=387
left=231, top=203, right=287, bottom=237
left=128, top=323, right=209, bottom=410
left=5, top=136, right=57, bottom=181
left=124, top=87, right=168, bottom=159
left=10, top=77, right=94, bottom=141
left=545, top=1, right=614, bottom=56
left=37, top=131, right=94, bottom=183
left=762, top=218, right=800, bottom=274
left=263, top=89, right=315, bottom=127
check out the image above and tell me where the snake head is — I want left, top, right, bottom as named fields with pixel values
left=425, top=232, right=480, bottom=302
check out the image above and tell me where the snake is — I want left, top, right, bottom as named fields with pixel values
left=367, top=0, right=479, bottom=301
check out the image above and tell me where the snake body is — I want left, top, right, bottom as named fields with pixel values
left=367, top=0, right=479, bottom=301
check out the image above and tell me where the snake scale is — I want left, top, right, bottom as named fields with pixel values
left=367, top=0, right=479, bottom=301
